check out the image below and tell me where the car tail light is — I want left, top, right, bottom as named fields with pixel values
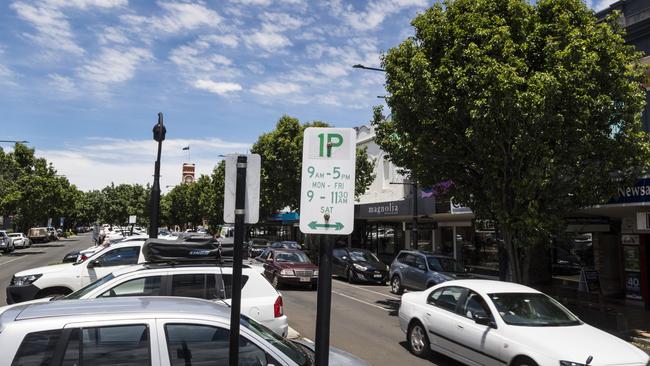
left=274, top=296, right=283, bottom=318
left=80, top=254, right=88, bottom=262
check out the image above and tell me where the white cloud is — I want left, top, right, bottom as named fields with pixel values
left=11, top=2, right=85, bottom=55
left=260, top=12, right=308, bottom=32
left=42, top=0, right=127, bottom=9
left=193, top=79, right=242, bottom=95
left=98, top=26, right=130, bottom=45
left=245, top=31, right=292, bottom=52
left=78, top=47, right=152, bottom=85
left=590, top=0, right=617, bottom=11
left=316, top=62, right=348, bottom=78
left=121, top=2, right=221, bottom=35
left=333, top=0, right=427, bottom=31
left=251, top=81, right=300, bottom=96
left=200, top=34, right=239, bottom=48
left=230, top=0, right=273, bottom=6
left=40, top=137, right=251, bottom=191
left=48, top=73, right=77, bottom=94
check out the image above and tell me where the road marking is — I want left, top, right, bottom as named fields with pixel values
left=334, top=281, right=401, bottom=300
left=332, top=290, right=391, bottom=312
left=0, top=256, right=25, bottom=267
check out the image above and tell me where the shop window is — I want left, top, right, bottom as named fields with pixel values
left=462, top=229, right=501, bottom=276
left=551, top=232, right=595, bottom=281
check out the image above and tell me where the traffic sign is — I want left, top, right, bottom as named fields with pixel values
left=224, top=154, right=261, bottom=224
left=299, top=127, right=356, bottom=235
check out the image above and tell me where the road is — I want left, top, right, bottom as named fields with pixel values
left=0, top=233, right=93, bottom=305
left=282, top=278, right=463, bottom=366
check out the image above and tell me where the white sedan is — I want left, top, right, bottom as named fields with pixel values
left=8, top=233, right=31, bottom=249
left=399, top=279, right=649, bottom=366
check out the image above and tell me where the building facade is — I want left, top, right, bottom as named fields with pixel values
left=182, top=163, right=195, bottom=184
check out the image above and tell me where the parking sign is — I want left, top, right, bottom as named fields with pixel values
left=299, top=128, right=356, bottom=235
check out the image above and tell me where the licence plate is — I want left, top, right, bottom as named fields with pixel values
left=299, top=277, right=310, bottom=282
left=373, top=274, right=382, bottom=278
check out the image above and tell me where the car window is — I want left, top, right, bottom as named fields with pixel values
left=221, top=274, right=249, bottom=299
left=99, top=276, right=162, bottom=298
left=275, top=252, right=309, bottom=263
left=11, top=329, right=62, bottom=366
left=462, top=291, right=493, bottom=321
left=400, top=254, right=416, bottom=266
left=171, top=274, right=219, bottom=300
left=428, top=286, right=464, bottom=312
left=95, top=247, right=140, bottom=267
left=164, top=323, right=272, bottom=366
left=332, top=248, right=347, bottom=258
left=414, top=256, right=426, bottom=270
left=61, top=325, right=150, bottom=366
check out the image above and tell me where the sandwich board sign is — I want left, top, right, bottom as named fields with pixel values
left=299, top=128, right=356, bottom=235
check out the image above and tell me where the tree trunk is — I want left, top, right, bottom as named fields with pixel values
left=501, top=226, right=522, bottom=283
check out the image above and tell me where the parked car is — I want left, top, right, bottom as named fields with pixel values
left=0, top=231, right=15, bottom=253
left=270, top=241, right=302, bottom=250
left=332, top=247, right=389, bottom=284
left=389, top=250, right=470, bottom=294
left=249, top=238, right=271, bottom=258
left=27, top=227, right=49, bottom=243
left=46, top=227, right=59, bottom=241
left=399, top=279, right=650, bottom=366
left=6, top=240, right=147, bottom=303
left=0, top=297, right=369, bottom=366
left=60, top=263, right=288, bottom=336
left=259, top=248, right=318, bottom=289
left=7, top=233, right=30, bottom=249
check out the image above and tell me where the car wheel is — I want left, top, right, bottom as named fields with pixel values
left=512, top=357, right=538, bottom=366
left=408, top=321, right=431, bottom=358
left=347, top=269, right=355, bottom=284
left=391, top=275, right=403, bottom=295
left=272, top=274, right=281, bottom=289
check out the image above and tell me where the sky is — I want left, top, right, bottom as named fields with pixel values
left=0, top=0, right=613, bottom=192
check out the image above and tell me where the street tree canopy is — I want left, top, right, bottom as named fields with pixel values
left=252, top=115, right=376, bottom=217
left=374, top=0, right=650, bottom=282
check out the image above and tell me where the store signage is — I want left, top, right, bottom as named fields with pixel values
left=299, top=128, right=356, bottom=235
left=610, top=178, right=650, bottom=204
left=578, top=269, right=601, bottom=294
left=128, top=215, right=137, bottom=224
left=626, top=272, right=642, bottom=300
left=450, top=197, right=472, bottom=214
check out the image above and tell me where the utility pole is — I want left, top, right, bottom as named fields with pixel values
left=229, top=155, right=247, bottom=366
left=149, top=112, right=166, bottom=239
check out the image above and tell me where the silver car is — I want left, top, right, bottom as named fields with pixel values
left=0, top=296, right=369, bottom=366
left=8, top=233, right=31, bottom=249
left=0, top=231, right=14, bottom=253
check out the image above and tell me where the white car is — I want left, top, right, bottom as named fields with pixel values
left=8, top=233, right=31, bottom=249
left=0, top=297, right=368, bottom=366
left=61, top=263, right=289, bottom=336
left=7, top=240, right=147, bottom=303
left=399, top=279, right=650, bottom=366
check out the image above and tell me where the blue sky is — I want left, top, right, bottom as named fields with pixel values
left=0, top=0, right=611, bottom=191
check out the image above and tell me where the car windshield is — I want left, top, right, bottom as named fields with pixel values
left=64, top=273, right=115, bottom=299
left=488, top=292, right=582, bottom=326
left=9, top=233, right=20, bottom=237
left=241, top=315, right=311, bottom=366
left=349, top=250, right=380, bottom=263
left=276, top=252, right=310, bottom=263
left=427, top=257, right=464, bottom=273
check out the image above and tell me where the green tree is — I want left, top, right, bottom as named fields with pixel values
left=374, top=0, right=650, bottom=283
left=252, top=115, right=375, bottom=217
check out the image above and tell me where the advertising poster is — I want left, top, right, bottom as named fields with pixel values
left=623, top=245, right=641, bottom=272
left=626, top=271, right=643, bottom=300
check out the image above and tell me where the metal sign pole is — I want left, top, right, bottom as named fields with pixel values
left=228, top=155, right=247, bottom=366
left=315, top=234, right=333, bottom=366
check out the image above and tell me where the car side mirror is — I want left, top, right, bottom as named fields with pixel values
left=87, top=260, right=100, bottom=269
left=473, top=313, right=494, bottom=327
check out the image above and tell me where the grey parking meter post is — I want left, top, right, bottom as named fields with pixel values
left=224, top=154, right=260, bottom=366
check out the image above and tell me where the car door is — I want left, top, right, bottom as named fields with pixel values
left=422, top=286, right=469, bottom=360
left=409, top=255, right=429, bottom=290
left=82, top=246, right=141, bottom=285
left=94, top=274, right=165, bottom=298
left=156, top=320, right=288, bottom=366
left=398, top=254, right=416, bottom=288
left=454, top=290, right=506, bottom=366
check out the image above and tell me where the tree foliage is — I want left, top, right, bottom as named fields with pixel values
left=374, top=0, right=650, bottom=282
left=252, top=115, right=375, bottom=217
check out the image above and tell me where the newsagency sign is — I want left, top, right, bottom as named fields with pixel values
left=610, top=178, right=650, bottom=204
left=299, top=128, right=356, bottom=235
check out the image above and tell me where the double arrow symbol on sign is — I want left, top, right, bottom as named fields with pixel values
left=308, top=221, right=345, bottom=231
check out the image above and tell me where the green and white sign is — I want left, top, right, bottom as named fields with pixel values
left=299, top=127, right=356, bottom=235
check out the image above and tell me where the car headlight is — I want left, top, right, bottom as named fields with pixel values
left=560, top=361, right=586, bottom=366
left=280, top=269, right=295, bottom=276
left=353, top=263, right=368, bottom=271
left=313, top=270, right=319, bottom=277
left=13, top=274, right=42, bottom=287
left=385, top=265, right=389, bottom=271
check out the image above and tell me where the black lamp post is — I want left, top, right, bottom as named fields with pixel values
left=149, top=112, right=166, bottom=239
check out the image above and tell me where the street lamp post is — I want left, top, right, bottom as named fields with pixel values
left=352, top=64, right=386, bottom=72
left=149, top=112, right=166, bottom=239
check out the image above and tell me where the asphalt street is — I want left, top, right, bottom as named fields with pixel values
left=282, top=278, right=463, bottom=366
left=0, top=233, right=93, bottom=305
